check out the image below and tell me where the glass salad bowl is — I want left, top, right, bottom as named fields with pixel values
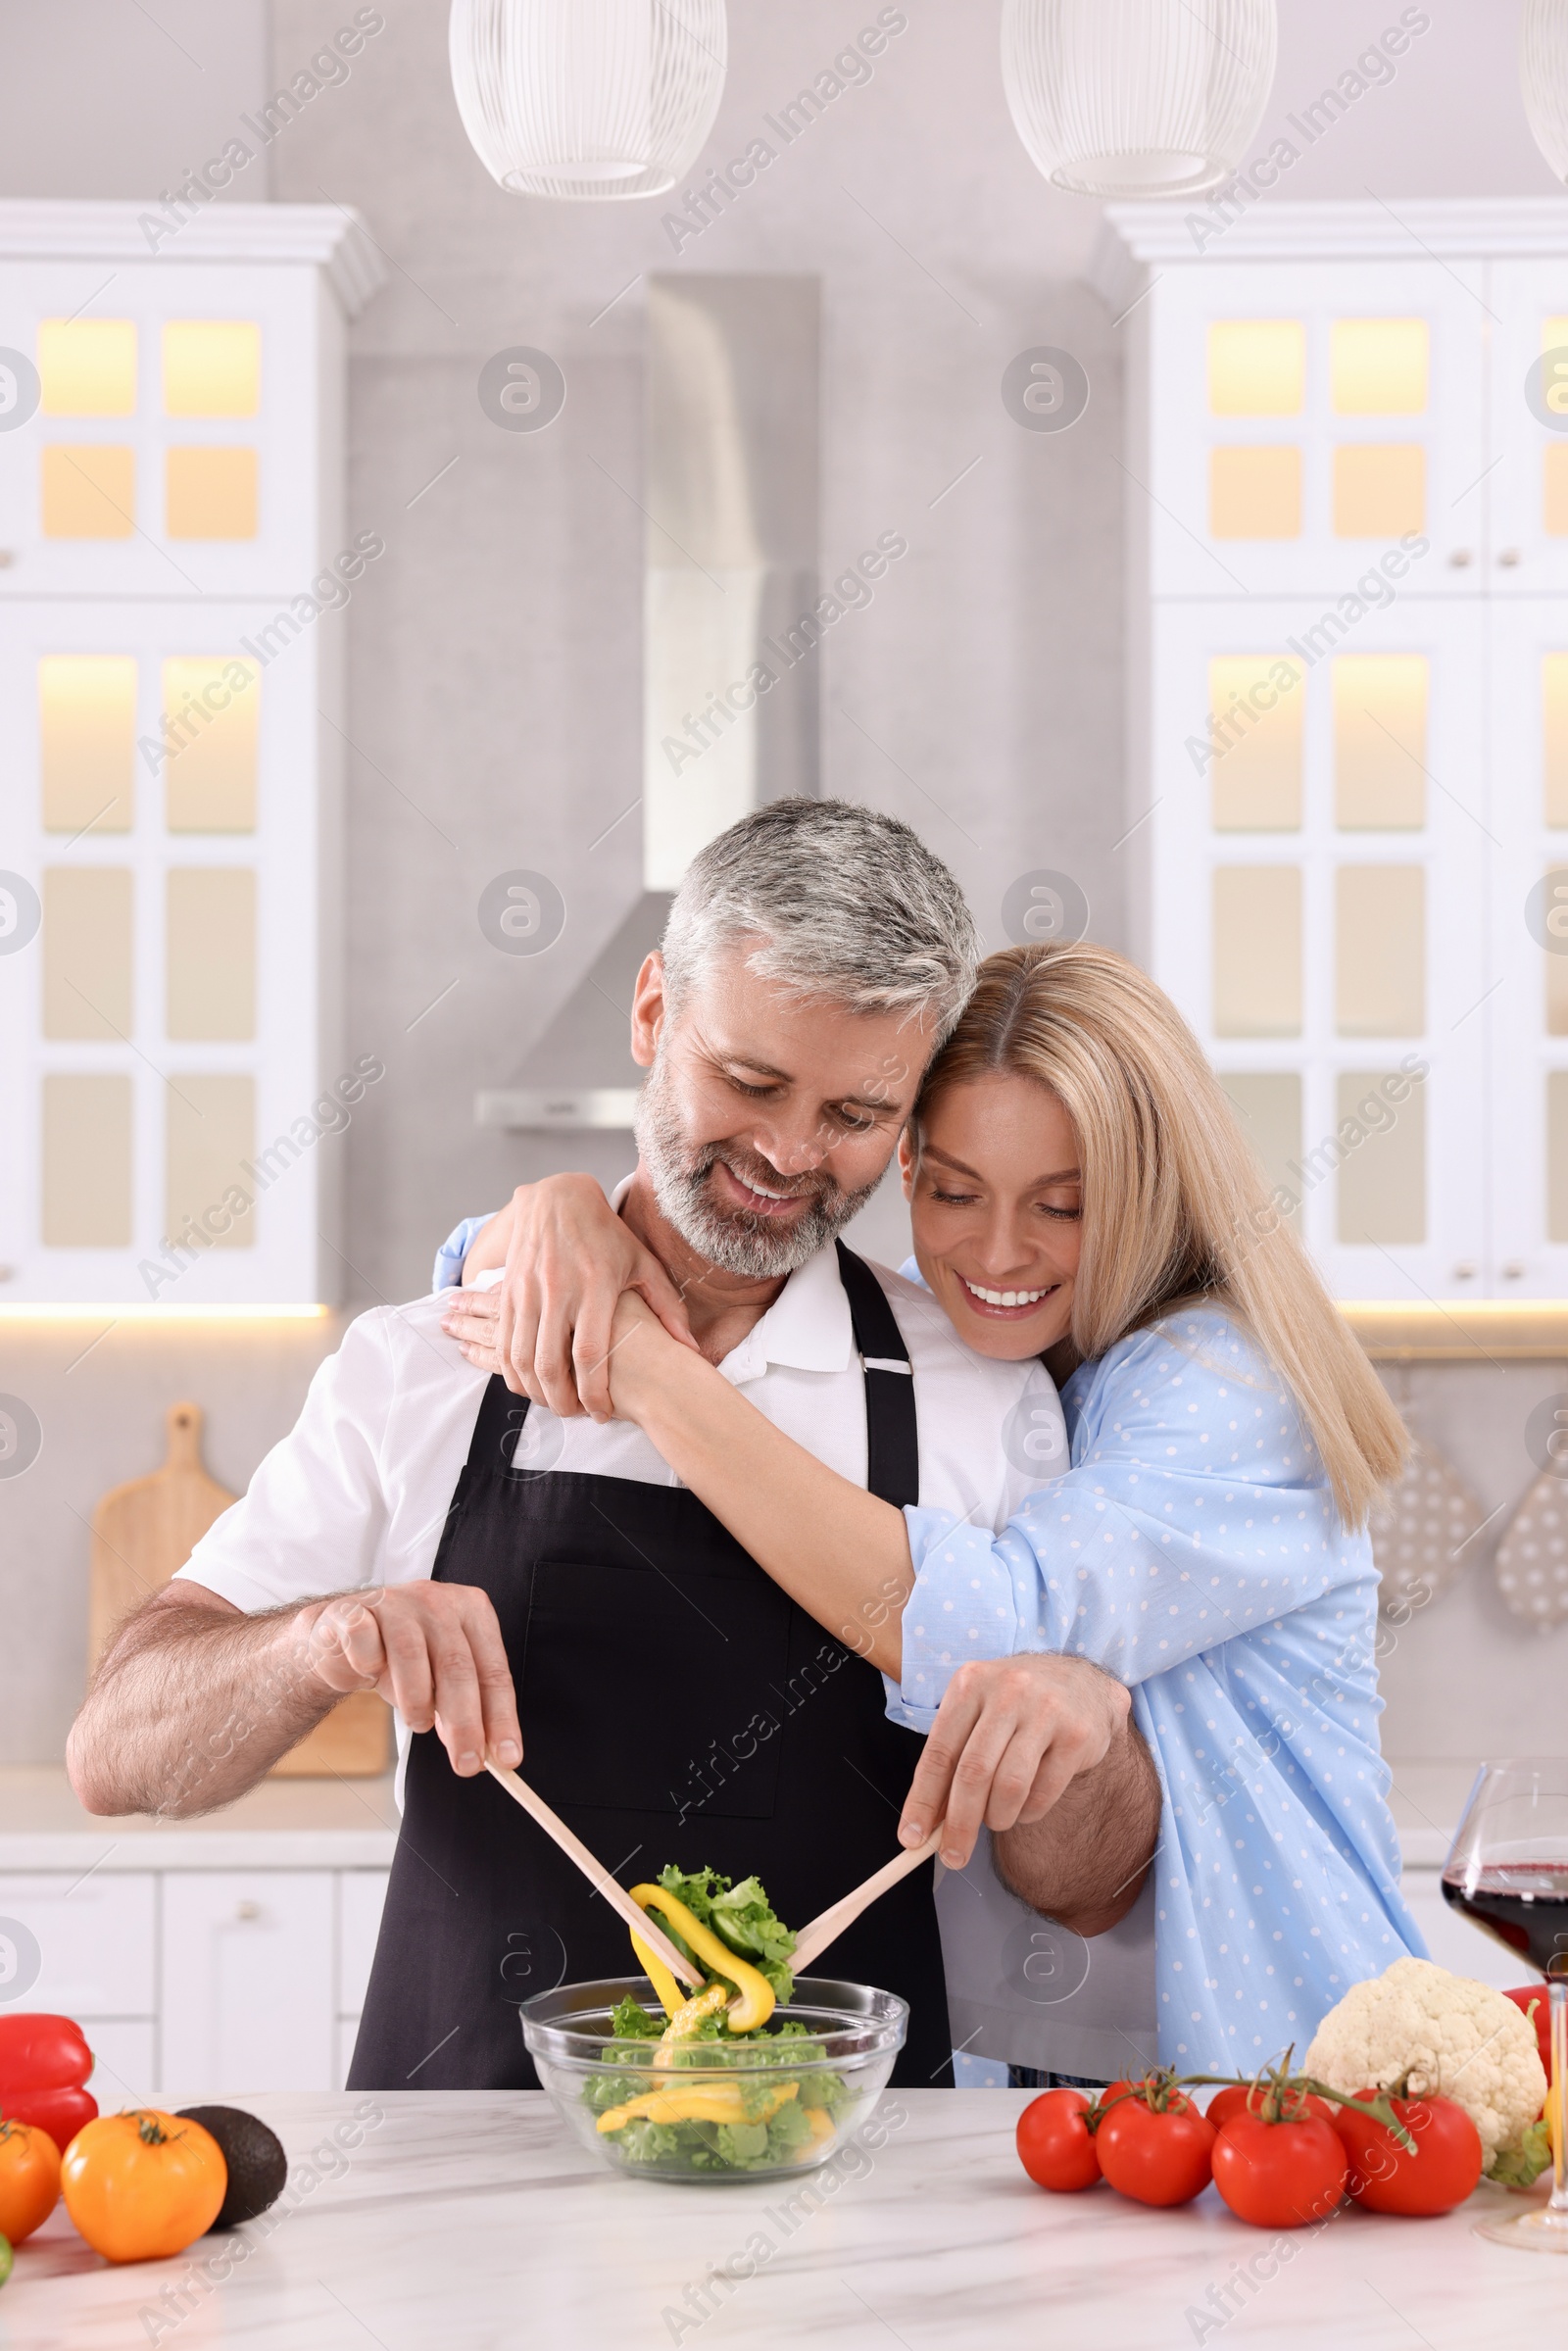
left=521, top=1975, right=907, bottom=2184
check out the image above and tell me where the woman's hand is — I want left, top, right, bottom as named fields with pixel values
left=445, top=1175, right=696, bottom=1419
left=899, top=1653, right=1134, bottom=1870
left=443, top=1283, right=680, bottom=1425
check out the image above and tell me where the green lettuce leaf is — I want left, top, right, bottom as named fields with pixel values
left=606, top=1993, right=663, bottom=2042
left=654, top=1863, right=797, bottom=2002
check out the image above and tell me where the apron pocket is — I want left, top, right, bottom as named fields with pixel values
left=520, top=1558, right=792, bottom=1820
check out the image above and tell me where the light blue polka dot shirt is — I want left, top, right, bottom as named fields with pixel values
left=889, top=1302, right=1426, bottom=2073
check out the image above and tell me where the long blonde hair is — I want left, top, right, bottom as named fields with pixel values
left=915, top=942, right=1407, bottom=1527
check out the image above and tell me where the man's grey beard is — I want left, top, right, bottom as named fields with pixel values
left=635, top=1051, right=881, bottom=1279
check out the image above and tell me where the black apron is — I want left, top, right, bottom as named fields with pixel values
left=348, top=1242, right=952, bottom=2093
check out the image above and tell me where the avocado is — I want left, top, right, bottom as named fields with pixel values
left=176, top=2104, right=288, bottom=2229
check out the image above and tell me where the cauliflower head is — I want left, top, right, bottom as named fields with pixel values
left=1304, top=1957, right=1546, bottom=2175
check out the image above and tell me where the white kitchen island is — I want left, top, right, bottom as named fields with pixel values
left=1, top=2091, right=1560, bottom=2350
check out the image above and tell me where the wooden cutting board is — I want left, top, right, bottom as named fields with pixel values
left=88, top=1401, right=390, bottom=1778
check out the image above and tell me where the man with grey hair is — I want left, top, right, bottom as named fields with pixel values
left=71, top=799, right=1157, bottom=2094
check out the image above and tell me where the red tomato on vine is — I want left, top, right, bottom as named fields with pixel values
left=1333, top=2090, right=1483, bottom=2216
left=1205, top=2082, right=1336, bottom=2132
left=1210, top=2111, right=1348, bottom=2229
left=1096, top=2085, right=1215, bottom=2208
left=1015, top=2090, right=1102, bottom=2193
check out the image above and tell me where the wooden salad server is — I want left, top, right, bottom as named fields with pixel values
left=482, top=1759, right=702, bottom=1990
left=789, top=1824, right=947, bottom=1975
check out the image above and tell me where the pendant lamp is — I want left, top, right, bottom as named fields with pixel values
left=1523, top=0, right=1568, bottom=182
left=450, top=0, right=727, bottom=201
left=1001, top=0, right=1277, bottom=198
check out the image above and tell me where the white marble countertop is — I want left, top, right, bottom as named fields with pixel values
left=1, top=2091, right=1557, bottom=2349
left=0, top=1767, right=399, bottom=1870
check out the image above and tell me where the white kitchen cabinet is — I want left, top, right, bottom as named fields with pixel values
left=1097, top=200, right=1568, bottom=1303
left=1488, top=257, right=1568, bottom=596
left=0, top=1870, right=156, bottom=2015
left=0, top=202, right=383, bottom=1305
left=160, top=1871, right=335, bottom=2099
left=1486, top=594, right=1568, bottom=1296
left=82, top=2018, right=158, bottom=2108
left=1134, top=253, right=1487, bottom=602
left=1149, top=596, right=1487, bottom=1299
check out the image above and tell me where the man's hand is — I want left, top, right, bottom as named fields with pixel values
left=898, top=1652, right=1133, bottom=1869
left=298, top=1584, right=522, bottom=1777
left=69, top=1577, right=528, bottom=1821
left=450, top=1176, right=694, bottom=1421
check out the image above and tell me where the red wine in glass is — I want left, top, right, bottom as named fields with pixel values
left=1441, top=1863, right=1568, bottom=1974
left=1447, top=1764, right=1568, bottom=2252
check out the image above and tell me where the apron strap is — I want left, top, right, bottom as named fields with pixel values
left=431, top=1374, right=531, bottom=1574
left=834, top=1240, right=920, bottom=1510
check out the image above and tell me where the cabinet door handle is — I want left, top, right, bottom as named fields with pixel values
left=1447, top=549, right=1473, bottom=567
left=1498, top=549, right=1522, bottom=566
left=234, top=1899, right=262, bottom=1922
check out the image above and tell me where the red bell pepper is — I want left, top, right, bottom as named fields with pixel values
left=0, top=2014, right=98, bottom=2149
left=0, top=2083, right=98, bottom=2151
left=0, top=2014, right=94, bottom=2093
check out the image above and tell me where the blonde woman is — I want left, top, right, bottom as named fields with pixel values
left=443, top=943, right=1423, bottom=2076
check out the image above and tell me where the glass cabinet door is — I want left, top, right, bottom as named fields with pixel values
left=1142, top=258, right=1489, bottom=602
left=1147, top=597, right=1486, bottom=1300
left=0, top=598, right=326, bottom=1302
left=1487, top=258, right=1568, bottom=600
left=0, top=262, right=317, bottom=602
left=1488, top=597, right=1568, bottom=1296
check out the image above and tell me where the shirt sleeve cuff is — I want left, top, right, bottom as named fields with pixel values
left=431, top=1213, right=494, bottom=1292
left=881, top=1670, right=940, bottom=1737
left=894, top=1505, right=1025, bottom=1721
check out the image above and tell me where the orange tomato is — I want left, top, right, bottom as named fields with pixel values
left=0, top=2118, right=62, bottom=2243
left=61, top=2110, right=226, bottom=2264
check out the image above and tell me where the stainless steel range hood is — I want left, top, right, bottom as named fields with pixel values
left=476, top=274, right=820, bottom=1135
left=475, top=892, right=669, bottom=1132
left=643, top=272, right=820, bottom=886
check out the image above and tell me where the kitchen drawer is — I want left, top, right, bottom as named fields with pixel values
left=83, top=2019, right=158, bottom=2107
left=336, top=1870, right=389, bottom=2018
left=1401, top=1870, right=1530, bottom=1991
left=0, top=1873, right=156, bottom=2016
left=160, top=1873, right=335, bottom=2098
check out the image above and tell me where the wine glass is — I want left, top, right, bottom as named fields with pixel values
left=1442, top=1757, right=1568, bottom=2253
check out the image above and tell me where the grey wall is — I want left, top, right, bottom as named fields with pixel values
left=2, top=0, right=1564, bottom=1768
left=0, top=0, right=273, bottom=202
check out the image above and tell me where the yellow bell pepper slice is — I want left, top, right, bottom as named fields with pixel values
left=791, top=2106, right=837, bottom=2160
left=629, top=1932, right=684, bottom=2022
left=654, top=1980, right=732, bottom=2069
left=597, top=2082, right=798, bottom=2135
left=628, top=1884, right=775, bottom=2033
